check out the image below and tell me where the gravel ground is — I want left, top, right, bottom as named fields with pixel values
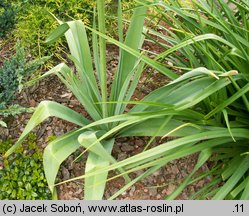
left=0, top=44, right=212, bottom=200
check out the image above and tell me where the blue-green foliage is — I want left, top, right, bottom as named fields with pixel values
left=0, top=43, right=48, bottom=111
left=0, top=0, right=17, bottom=38
left=0, top=44, right=25, bottom=109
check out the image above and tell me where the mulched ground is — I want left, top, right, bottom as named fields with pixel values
left=0, top=42, right=212, bottom=200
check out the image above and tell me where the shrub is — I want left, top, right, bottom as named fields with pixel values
left=0, top=43, right=26, bottom=109
left=12, top=0, right=94, bottom=60
left=0, top=43, right=48, bottom=126
left=13, top=5, right=60, bottom=59
left=0, top=138, right=13, bottom=154
left=0, top=43, right=48, bottom=108
left=0, top=0, right=17, bottom=38
left=0, top=134, right=51, bottom=200
left=13, top=0, right=135, bottom=60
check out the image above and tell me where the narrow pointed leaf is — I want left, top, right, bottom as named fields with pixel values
left=46, top=23, right=69, bottom=44
left=213, top=155, right=249, bottom=200
left=43, top=129, right=83, bottom=194
left=84, top=138, right=114, bottom=200
left=4, top=101, right=89, bottom=157
left=166, top=148, right=212, bottom=200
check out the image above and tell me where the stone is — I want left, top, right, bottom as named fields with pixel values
left=117, top=152, right=127, bottom=161
left=149, top=188, right=158, bottom=197
left=121, top=143, right=135, bottom=152
left=62, top=167, right=70, bottom=180
left=165, top=184, right=176, bottom=196
left=129, top=186, right=136, bottom=196
left=135, top=139, right=144, bottom=147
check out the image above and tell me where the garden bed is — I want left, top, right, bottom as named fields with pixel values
left=0, top=43, right=211, bottom=200
left=2, top=0, right=248, bottom=201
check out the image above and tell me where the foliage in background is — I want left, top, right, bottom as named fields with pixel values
left=0, top=43, right=48, bottom=127
left=0, top=133, right=51, bottom=200
left=11, top=0, right=135, bottom=61
left=12, top=0, right=94, bottom=59
left=13, top=4, right=62, bottom=59
left=0, top=0, right=17, bottom=38
left=0, top=44, right=26, bottom=109
left=0, top=43, right=47, bottom=108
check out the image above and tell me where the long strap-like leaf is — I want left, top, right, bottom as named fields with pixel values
left=4, top=101, right=89, bottom=157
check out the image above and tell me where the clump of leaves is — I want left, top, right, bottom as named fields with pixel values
left=0, top=133, right=51, bottom=200
left=0, top=0, right=17, bottom=38
left=0, top=138, right=13, bottom=154
left=114, top=0, right=249, bottom=200
left=5, top=0, right=176, bottom=200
